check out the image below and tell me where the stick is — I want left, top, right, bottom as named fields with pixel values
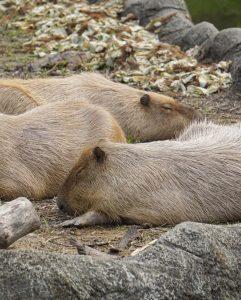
left=70, top=238, right=117, bottom=260
left=110, top=225, right=140, bottom=253
left=130, top=239, right=158, bottom=256
left=0, top=197, right=41, bottom=249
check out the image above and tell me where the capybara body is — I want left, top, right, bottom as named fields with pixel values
left=0, top=73, right=198, bottom=141
left=0, top=99, right=126, bottom=201
left=0, top=83, right=39, bottom=114
left=57, top=121, right=241, bottom=226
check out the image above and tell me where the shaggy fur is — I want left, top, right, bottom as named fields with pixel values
left=57, top=121, right=241, bottom=225
left=0, top=73, right=198, bottom=141
left=0, top=99, right=126, bottom=201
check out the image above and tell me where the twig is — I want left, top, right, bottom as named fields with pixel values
left=130, top=239, right=158, bottom=256
left=70, top=238, right=117, bottom=259
left=109, top=225, right=140, bottom=253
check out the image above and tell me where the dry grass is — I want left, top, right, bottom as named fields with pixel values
left=10, top=199, right=170, bottom=256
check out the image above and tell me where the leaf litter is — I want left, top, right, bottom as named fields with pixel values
left=1, top=0, right=232, bottom=97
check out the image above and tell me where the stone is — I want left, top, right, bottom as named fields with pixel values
left=180, top=22, right=219, bottom=51
left=122, top=0, right=191, bottom=26
left=26, top=51, right=84, bottom=74
left=0, top=222, right=240, bottom=299
left=230, top=56, right=241, bottom=92
left=121, top=0, right=193, bottom=47
left=157, top=13, right=193, bottom=46
left=210, top=28, right=241, bottom=62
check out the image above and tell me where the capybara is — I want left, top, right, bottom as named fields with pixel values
left=56, top=121, right=241, bottom=226
left=0, top=83, right=39, bottom=114
left=178, top=121, right=222, bottom=141
left=0, top=99, right=126, bottom=201
left=0, top=73, right=198, bottom=141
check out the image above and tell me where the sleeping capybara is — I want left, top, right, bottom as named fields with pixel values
left=0, top=73, right=198, bottom=141
left=56, top=121, right=241, bottom=226
left=0, top=99, right=126, bottom=201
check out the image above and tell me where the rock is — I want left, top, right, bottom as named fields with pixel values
left=121, top=0, right=193, bottom=47
left=0, top=222, right=241, bottom=299
left=26, top=51, right=84, bottom=74
left=157, top=13, right=193, bottom=46
left=121, top=0, right=143, bottom=20
left=88, top=0, right=102, bottom=3
left=122, top=0, right=191, bottom=26
left=210, top=28, right=241, bottom=62
left=180, top=22, right=219, bottom=51
left=230, top=56, right=241, bottom=92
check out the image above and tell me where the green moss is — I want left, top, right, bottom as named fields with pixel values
left=186, top=0, right=241, bottom=29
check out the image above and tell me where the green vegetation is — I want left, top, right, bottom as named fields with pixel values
left=186, top=0, right=241, bottom=29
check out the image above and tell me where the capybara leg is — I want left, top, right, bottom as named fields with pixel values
left=59, top=211, right=110, bottom=227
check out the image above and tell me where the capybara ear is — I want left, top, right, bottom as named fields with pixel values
left=93, top=147, right=106, bottom=163
left=140, top=94, right=150, bottom=106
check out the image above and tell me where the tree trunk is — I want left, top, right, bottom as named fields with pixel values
left=0, top=197, right=41, bottom=249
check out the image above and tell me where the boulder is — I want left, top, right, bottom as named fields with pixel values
left=122, top=0, right=191, bottom=26
left=180, top=22, right=219, bottom=51
left=210, top=28, right=241, bottom=62
left=0, top=222, right=241, bottom=299
left=121, top=0, right=193, bottom=47
left=157, top=13, right=193, bottom=46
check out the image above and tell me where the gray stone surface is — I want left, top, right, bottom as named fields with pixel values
left=180, top=22, right=219, bottom=51
left=231, top=56, right=241, bottom=92
left=122, top=0, right=190, bottom=24
left=122, top=0, right=193, bottom=47
left=0, top=222, right=241, bottom=299
left=210, top=28, right=241, bottom=62
left=157, top=13, right=193, bottom=46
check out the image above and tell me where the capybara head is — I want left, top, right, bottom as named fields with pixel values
left=57, top=145, right=117, bottom=217
left=78, top=73, right=200, bottom=141
left=129, top=91, right=200, bottom=141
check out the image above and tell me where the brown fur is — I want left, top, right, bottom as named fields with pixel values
left=0, top=99, right=126, bottom=201
left=0, top=73, right=199, bottom=141
left=57, top=121, right=241, bottom=226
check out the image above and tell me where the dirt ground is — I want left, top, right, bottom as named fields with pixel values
left=1, top=8, right=241, bottom=257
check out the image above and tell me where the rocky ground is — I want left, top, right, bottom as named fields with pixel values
left=1, top=0, right=241, bottom=256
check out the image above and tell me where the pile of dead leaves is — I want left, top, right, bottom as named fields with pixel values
left=1, top=0, right=232, bottom=96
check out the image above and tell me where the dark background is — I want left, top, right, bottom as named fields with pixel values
left=186, top=0, right=241, bottom=29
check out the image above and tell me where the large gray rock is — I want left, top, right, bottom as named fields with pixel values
left=122, top=0, right=190, bottom=24
left=121, top=0, right=193, bottom=47
left=210, top=28, right=241, bottom=62
left=180, top=22, right=219, bottom=51
left=157, top=13, right=193, bottom=46
left=0, top=222, right=241, bottom=299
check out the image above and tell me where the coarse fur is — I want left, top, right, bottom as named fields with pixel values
left=0, top=84, right=39, bottom=114
left=57, top=121, right=241, bottom=226
left=0, top=99, right=126, bottom=201
left=0, top=73, right=198, bottom=141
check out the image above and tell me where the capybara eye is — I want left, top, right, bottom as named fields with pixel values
left=140, top=94, right=150, bottom=106
left=93, top=147, right=106, bottom=163
left=162, top=104, right=173, bottom=110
